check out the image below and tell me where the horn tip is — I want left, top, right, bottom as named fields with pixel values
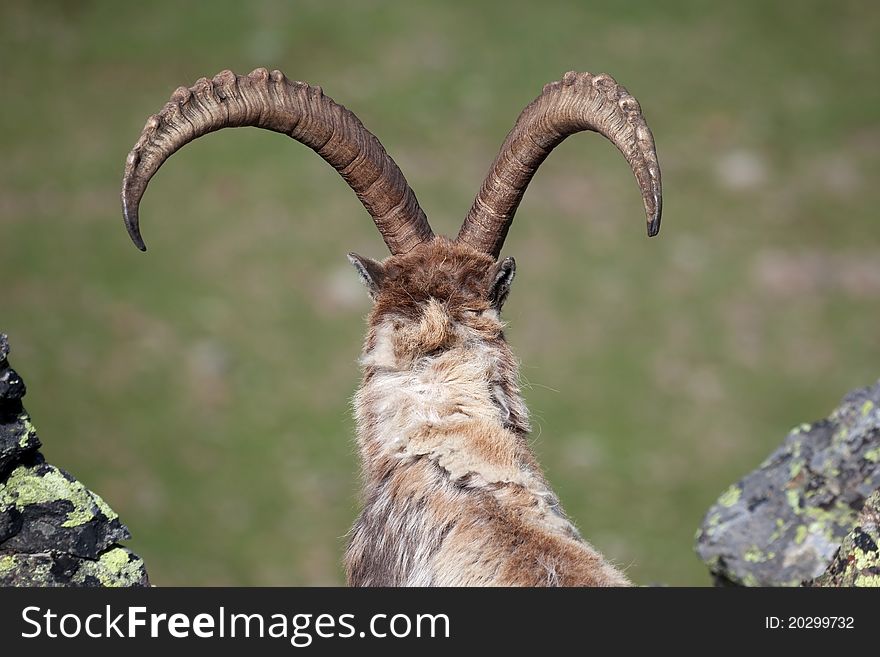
left=646, top=208, right=661, bottom=237
left=127, top=223, right=148, bottom=251
left=122, top=202, right=148, bottom=251
left=646, top=192, right=662, bottom=237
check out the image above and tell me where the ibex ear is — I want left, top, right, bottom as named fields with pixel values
left=347, top=252, right=386, bottom=300
left=489, top=257, right=516, bottom=309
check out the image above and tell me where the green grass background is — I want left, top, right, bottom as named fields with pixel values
left=2, top=0, right=878, bottom=585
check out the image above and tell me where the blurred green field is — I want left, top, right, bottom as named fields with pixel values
left=2, top=0, right=879, bottom=585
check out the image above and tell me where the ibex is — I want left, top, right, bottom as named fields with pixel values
left=122, top=68, right=662, bottom=586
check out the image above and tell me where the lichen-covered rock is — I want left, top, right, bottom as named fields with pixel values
left=696, top=381, right=880, bottom=586
left=0, top=411, right=40, bottom=479
left=0, top=459, right=131, bottom=557
left=0, top=547, right=149, bottom=587
left=0, top=333, right=150, bottom=587
left=0, top=335, right=39, bottom=477
left=806, top=490, right=880, bottom=587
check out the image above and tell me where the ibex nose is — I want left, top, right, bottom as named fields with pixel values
left=419, top=299, right=453, bottom=353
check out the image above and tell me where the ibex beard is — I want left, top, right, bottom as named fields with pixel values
left=121, top=68, right=662, bottom=586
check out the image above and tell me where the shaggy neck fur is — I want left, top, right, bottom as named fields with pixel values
left=343, top=238, right=631, bottom=587
left=355, top=309, right=531, bottom=479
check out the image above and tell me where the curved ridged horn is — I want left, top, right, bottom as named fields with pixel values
left=122, top=68, right=434, bottom=254
left=457, top=71, right=662, bottom=257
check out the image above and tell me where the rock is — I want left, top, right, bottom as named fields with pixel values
left=0, top=335, right=38, bottom=478
left=806, top=490, right=880, bottom=587
left=0, top=409, right=40, bottom=479
left=0, top=333, right=150, bottom=587
left=695, top=380, right=880, bottom=586
left=0, top=548, right=148, bottom=587
left=0, top=459, right=132, bottom=558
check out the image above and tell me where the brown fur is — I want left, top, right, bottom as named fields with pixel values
left=345, top=237, right=630, bottom=586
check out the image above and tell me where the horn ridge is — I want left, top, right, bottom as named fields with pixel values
left=457, top=71, right=662, bottom=257
left=122, top=68, right=433, bottom=254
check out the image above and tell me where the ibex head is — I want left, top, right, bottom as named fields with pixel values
left=122, top=68, right=662, bottom=586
